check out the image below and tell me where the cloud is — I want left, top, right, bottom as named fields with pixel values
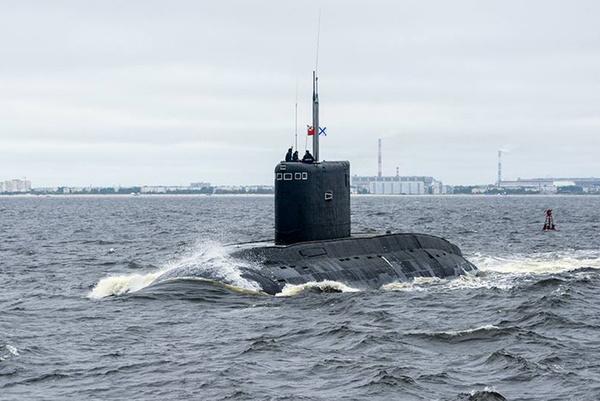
left=1, top=0, right=599, bottom=186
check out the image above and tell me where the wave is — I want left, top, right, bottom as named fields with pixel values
left=146, top=277, right=266, bottom=296
left=381, top=274, right=512, bottom=292
left=89, top=241, right=262, bottom=299
left=5, top=345, right=19, bottom=356
left=508, top=310, right=593, bottom=330
left=470, top=249, right=600, bottom=275
left=0, top=344, right=19, bottom=362
left=381, top=277, right=442, bottom=292
left=475, top=349, right=564, bottom=383
left=276, top=280, right=361, bottom=297
left=455, top=387, right=507, bottom=401
left=89, top=272, right=161, bottom=299
left=409, top=324, right=499, bottom=338
left=356, top=366, right=416, bottom=389
left=405, top=325, right=514, bottom=343
left=485, top=349, right=542, bottom=372
left=382, top=250, right=600, bottom=293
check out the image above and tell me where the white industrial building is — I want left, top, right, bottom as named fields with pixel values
left=351, top=175, right=447, bottom=195
left=499, top=178, right=600, bottom=194
left=369, top=179, right=425, bottom=195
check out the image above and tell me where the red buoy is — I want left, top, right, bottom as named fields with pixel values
left=543, top=209, right=556, bottom=231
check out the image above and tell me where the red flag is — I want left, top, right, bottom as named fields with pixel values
left=307, top=125, right=315, bottom=136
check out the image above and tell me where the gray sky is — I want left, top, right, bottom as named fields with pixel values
left=2, top=0, right=599, bottom=186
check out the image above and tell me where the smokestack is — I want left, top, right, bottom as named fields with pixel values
left=396, top=167, right=399, bottom=177
left=378, top=138, right=382, bottom=178
left=497, top=150, right=502, bottom=187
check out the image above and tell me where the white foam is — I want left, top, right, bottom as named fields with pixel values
left=383, top=251, right=600, bottom=293
left=89, top=272, right=162, bottom=299
left=381, top=282, right=428, bottom=292
left=381, top=275, right=505, bottom=292
left=5, top=345, right=19, bottom=356
left=1, top=344, right=20, bottom=360
left=413, top=277, right=442, bottom=285
left=470, top=386, right=500, bottom=397
left=276, top=280, right=361, bottom=297
left=158, top=243, right=262, bottom=292
left=408, top=324, right=500, bottom=338
left=89, top=241, right=262, bottom=299
left=470, top=250, right=600, bottom=275
left=445, top=273, right=514, bottom=291
left=438, top=324, right=500, bottom=337
left=158, top=276, right=267, bottom=296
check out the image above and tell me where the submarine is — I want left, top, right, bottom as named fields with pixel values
left=219, top=71, right=478, bottom=295
left=153, top=72, right=477, bottom=295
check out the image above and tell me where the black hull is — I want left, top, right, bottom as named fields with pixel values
left=231, top=233, right=477, bottom=295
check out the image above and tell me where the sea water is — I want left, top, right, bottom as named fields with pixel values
left=1, top=195, right=600, bottom=400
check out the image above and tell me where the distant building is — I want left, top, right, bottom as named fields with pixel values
left=213, top=185, right=274, bottom=194
left=472, top=186, right=495, bottom=194
left=499, top=178, right=600, bottom=194
left=140, top=185, right=217, bottom=194
left=1, top=179, right=32, bottom=193
left=351, top=175, right=445, bottom=195
left=32, top=187, right=59, bottom=194
left=190, top=182, right=211, bottom=189
left=141, top=186, right=190, bottom=194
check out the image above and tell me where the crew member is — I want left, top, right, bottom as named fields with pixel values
left=292, top=151, right=299, bottom=162
left=302, top=150, right=315, bottom=163
left=285, top=148, right=293, bottom=162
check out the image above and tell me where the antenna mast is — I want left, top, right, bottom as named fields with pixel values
left=312, top=71, right=319, bottom=161
left=312, top=11, right=321, bottom=161
left=295, top=77, right=298, bottom=151
left=315, top=10, right=321, bottom=75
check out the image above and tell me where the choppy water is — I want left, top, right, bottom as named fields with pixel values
left=2, top=195, right=600, bottom=400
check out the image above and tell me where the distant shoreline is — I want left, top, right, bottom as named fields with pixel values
left=1, top=193, right=599, bottom=199
left=0, top=193, right=273, bottom=198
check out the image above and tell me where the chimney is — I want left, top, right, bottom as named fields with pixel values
left=378, top=138, right=382, bottom=178
left=497, top=150, right=502, bottom=187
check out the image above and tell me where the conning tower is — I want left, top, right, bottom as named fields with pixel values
left=274, top=72, right=351, bottom=245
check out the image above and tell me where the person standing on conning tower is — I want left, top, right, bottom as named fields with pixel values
left=302, top=150, right=315, bottom=163
left=285, top=148, right=293, bottom=162
left=292, top=151, right=299, bottom=162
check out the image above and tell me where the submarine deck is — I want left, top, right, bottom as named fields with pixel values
left=229, top=233, right=477, bottom=294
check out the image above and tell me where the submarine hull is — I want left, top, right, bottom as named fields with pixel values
left=231, top=232, right=477, bottom=295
